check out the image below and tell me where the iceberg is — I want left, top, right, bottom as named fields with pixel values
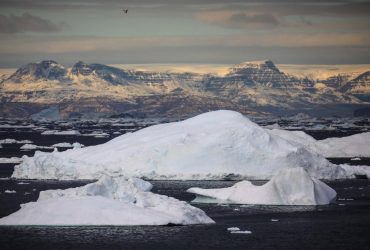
left=187, top=168, right=337, bottom=205
left=269, top=129, right=370, bottom=158
left=11, top=110, right=370, bottom=180
left=0, top=176, right=214, bottom=226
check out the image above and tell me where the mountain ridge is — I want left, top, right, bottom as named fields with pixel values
left=1, top=60, right=369, bottom=118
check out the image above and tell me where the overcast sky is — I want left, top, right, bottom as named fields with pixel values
left=0, top=0, right=369, bottom=67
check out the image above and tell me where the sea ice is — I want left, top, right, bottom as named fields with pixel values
left=187, top=168, right=337, bottom=205
left=0, top=157, right=23, bottom=164
left=230, top=230, right=252, bottom=234
left=0, top=139, right=33, bottom=144
left=0, top=176, right=214, bottom=226
left=20, top=144, right=52, bottom=150
left=4, top=190, right=16, bottom=194
left=42, top=130, right=81, bottom=135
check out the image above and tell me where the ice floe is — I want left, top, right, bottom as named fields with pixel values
left=187, top=168, right=337, bottom=205
left=4, top=190, right=16, bottom=194
left=0, top=139, right=33, bottom=144
left=20, top=144, right=52, bottom=151
left=0, top=157, right=23, bottom=164
left=41, top=130, right=81, bottom=135
left=52, top=142, right=84, bottom=148
left=0, top=176, right=214, bottom=226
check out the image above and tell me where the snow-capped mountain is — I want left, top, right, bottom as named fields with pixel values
left=8, top=60, right=69, bottom=83
left=341, top=71, right=370, bottom=95
left=0, top=60, right=369, bottom=118
left=225, top=60, right=313, bottom=88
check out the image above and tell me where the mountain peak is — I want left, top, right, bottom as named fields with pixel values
left=71, top=61, right=93, bottom=76
left=9, top=60, right=68, bottom=82
left=229, top=60, right=279, bottom=74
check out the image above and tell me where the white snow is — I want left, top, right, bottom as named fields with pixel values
left=269, top=129, right=370, bottom=158
left=0, top=176, right=214, bottom=226
left=187, top=168, right=337, bottom=205
left=41, top=130, right=81, bottom=135
left=11, top=110, right=370, bottom=180
left=0, top=157, right=23, bottom=164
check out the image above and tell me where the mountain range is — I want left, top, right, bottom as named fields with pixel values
left=0, top=60, right=369, bottom=119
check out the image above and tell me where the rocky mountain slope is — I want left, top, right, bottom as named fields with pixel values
left=0, top=60, right=369, bottom=118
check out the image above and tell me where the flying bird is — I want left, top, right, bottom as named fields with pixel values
left=122, top=9, right=128, bottom=14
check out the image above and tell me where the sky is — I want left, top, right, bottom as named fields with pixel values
left=0, top=0, right=370, bottom=67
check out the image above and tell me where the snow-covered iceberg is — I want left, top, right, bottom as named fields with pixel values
left=11, top=110, right=370, bottom=180
left=187, top=168, right=337, bottom=205
left=0, top=176, right=214, bottom=225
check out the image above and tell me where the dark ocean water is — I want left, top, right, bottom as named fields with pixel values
left=1, top=124, right=370, bottom=250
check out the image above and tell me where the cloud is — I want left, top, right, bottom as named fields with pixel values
left=0, top=13, right=66, bottom=33
left=198, top=11, right=281, bottom=29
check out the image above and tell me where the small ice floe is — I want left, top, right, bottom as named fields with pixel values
left=233, top=208, right=240, bottom=211
left=52, top=142, right=84, bottom=149
left=271, top=219, right=279, bottom=222
left=0, top=139, right=33, bottom=144
left=20, top=144, right=52, bottom=151
left=32, top=189, right=37, bottom=191
left=17, top=182, right=30, bottom=185
left=227, top=227, right=240, bottom=231
left=24, top=192, right=31, bottom=195
left=42, top=130, right=81, bottom=135
left=338, top=203, right=346, bottom=206
left=4, top=190, right=16, bottom=194
left=231, top=230, right=252, bottom=234
left=0, top=157, right=23, bottom=164
left=82, top=131, right=110, bottom=138
left=351, top=157, right=361, bottom=161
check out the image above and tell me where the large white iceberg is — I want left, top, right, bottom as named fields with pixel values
left=0, top=176, right=214, bottom=225
left=187, top=168, right=337, bottom=205
left=11, top=110, right=370, bottom=180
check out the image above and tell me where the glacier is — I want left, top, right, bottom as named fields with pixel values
left=0, top=176, right=214, bottom=225
left=11, top=110, right=370, bottom=180
left=187, top=168, right=337, bottom=205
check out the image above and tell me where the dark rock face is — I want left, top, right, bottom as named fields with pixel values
left=9, top=60, right=68, bottom=82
